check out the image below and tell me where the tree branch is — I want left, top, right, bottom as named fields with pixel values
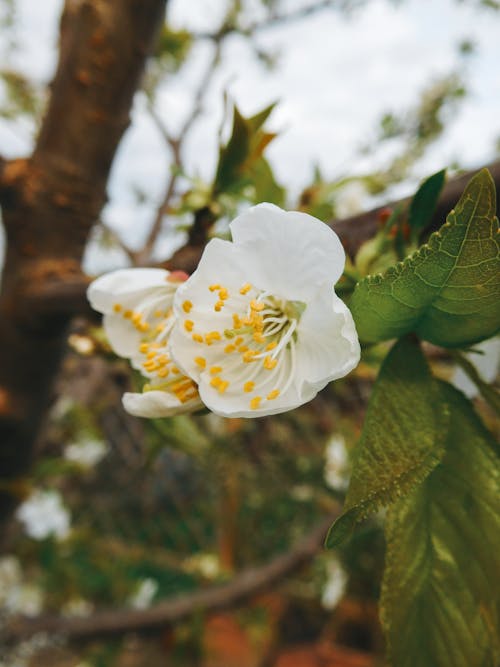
left=330, top=159, right=500, bottom=258
left=4, top=511, right=338, bottom=644
left=0, top=0, right=168, bottom=527
left=136, top=41, right=223, bottom=264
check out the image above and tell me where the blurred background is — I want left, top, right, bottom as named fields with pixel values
left=0, top=1, right=499, bottom=665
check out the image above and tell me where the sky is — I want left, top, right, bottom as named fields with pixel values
left=0, top=0, right=499, bottom=272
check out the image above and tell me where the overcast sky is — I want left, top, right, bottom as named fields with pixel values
left=0, top=0, right=499, bottom=271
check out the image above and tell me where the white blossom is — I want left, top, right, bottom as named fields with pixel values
left=324, top=433, right=350, bottom=491
left=16, top=490, right=70, bottom=541
left=169, top=204, right=360, bottom=417
left=87, top=268, right=202, bottom=417
left=128, top=578, right=158, bottom=609
left=0, top=556, right=43, bottom=616
left=64, top=437, right=108, bottom=468
left=321, top=557, right=348, bottom=611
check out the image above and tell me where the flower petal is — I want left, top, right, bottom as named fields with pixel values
left=122, top=390, right=202, bottom=418
left=295, top=291, right=360, bottom=392
left=87, top=268, right=171, bottom=313
left=229, top=204, right=346, bottom=299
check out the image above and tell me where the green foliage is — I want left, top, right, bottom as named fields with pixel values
left=155, top=24, right=193, bottom=72
left=380, top=381, right=500, bottom=667
left=326, top=337, right=447, bottom=548
left=213, top=104, right=284, bottom=206
left=350, top=169, right=500, bottom=347
left=408, top=168, right=446, bottom=237
left=0, top=68, right=40, bottom=119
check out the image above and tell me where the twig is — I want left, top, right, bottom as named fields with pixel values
left=137, top=41, right=223, bottom=264
left=96, top=220, right=139, bottom=265
left=193, top=0, right=336, bottom=40
left=4, top=511, right=338, bottom=643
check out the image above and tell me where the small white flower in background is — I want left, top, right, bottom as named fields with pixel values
left=128, top=577, right=158, bottom=610
left=451, top=336, right=500, bottom=398
left=87, top=268, right=203, bottom=417
left=16, top=490, right=71, bottom=541
left=169, top=203, right=360, bottom=417
left=324, top=434, right=350, bottom=491
left=0, top=556, right=44, bottom=616
left=334, top=180, right=366, bottom=219
left=321, top=557, right=348, bottom=611
left=64, top=437, right=108, bottom=468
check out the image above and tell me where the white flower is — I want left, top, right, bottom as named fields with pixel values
left=87, top=268, right=202, bottom=417
left=324, top=433, right=350, bottom=491
left=16, top=490, right=70, bottom=541
left=321, top=557, right=348, bottom=611
left=169, top=204, right=360, bottom=417
left=64, top=437, right=108, bottom=468
left=128, top=578, right=158, bottom=609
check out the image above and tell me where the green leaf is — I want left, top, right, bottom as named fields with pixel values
left=214, top=106, right=251, bottom=194
left=351, top=169, right=500, bottom=347
left=213, top=104, right=278, bottom=196
left=326, top=337, right=447, bottom=548
left=381, top=381, right=500, bottom=667
left=408, top=168, right=446, bottom=236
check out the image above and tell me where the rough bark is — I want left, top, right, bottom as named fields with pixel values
left=330, top=160, right=500, bottom=259
left=0, top=0, right=167, bottom=525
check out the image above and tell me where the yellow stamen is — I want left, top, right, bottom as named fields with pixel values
left=182, top=300, right=193, bottom=313
left=157, top=368, right=169, bottom=378
left=192, top=333, right=204, bottom=343
left=243, top=350, right=258, bottom=363
left=172, top=366, right=180, bottom=374
left=154, top=323, right=164, bottom=333
left=139, top=322, right=150, bottom=333
left=131, top=312, right=142, bottom=324
left=154, top=309, right=163, bottom=318
left=238, top=345, right=249, bottom=353
left=239, top=283, right=252, bottom=295
left=250, top=299, right=264, bottom=312
left=209, top=284, right=220, bottom=292
left=233, top=314, right=242, bottom=329
left=123, top=310, right=132, bottom=319
left=266, top=341, right=277, bottom=351
left=195, top=356, right=206, bottom=368
left=205, top=331, right=222, bottom=345
left=253, top=331, right=265, bottom=343
left=218, top=288, right=229, bottom=301
left=214, top=301, right=224, bottom=312
left=234, top=337, right=244, bottom=346
left=146, top=350, right=157, bottom=360
left=224, top=344, right=236, bottom=354
left=113, top=303, right=122, bottom=313
left=156, top=354, right=169, bottom=365
left=250, top=396, right=262, bottom=410
left=184, top=320, right=194, bottom=332
left=139, top=343, right=149, bottom=354
left=210, top=376, right=223, bottom=389
left=210, top=366, right=223, bottom=375
left=244, top=381, right=255, bottom=393
left=267, top=389, right=280, bottom=400
left=218, top=380, right=229, bottom=394
left=264, top=356, right=278, bottom=370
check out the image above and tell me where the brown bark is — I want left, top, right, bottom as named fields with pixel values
left=330, top=160, right=500, bottom=258
left=3, top=512, right=337, bottom=643
left=0, top=0, right=167, bottom=525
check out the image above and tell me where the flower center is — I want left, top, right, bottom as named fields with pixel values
left=184, top=282, right=306, bottom=410
left=113, top=296, right=198, bottom=405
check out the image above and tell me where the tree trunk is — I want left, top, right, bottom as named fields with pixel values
left=0, top=0, right=167, bottom=526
